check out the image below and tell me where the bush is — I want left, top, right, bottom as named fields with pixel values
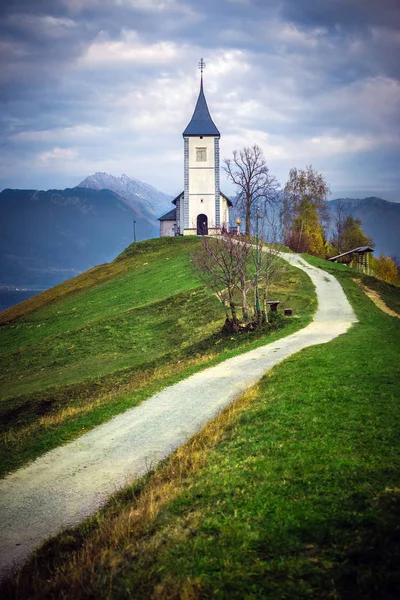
left=372, top=254, right=399, bottom=285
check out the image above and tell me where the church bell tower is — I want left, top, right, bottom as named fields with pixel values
left=180, top=58, right=221, bottom=235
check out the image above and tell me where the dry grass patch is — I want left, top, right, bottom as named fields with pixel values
left=356, top=280, right=400, bottom=318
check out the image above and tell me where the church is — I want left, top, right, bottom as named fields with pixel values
left=159, top=61, right=232, bottom=236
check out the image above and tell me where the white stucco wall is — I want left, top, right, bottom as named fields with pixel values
left=221, top=196, right=229, bottom=228
left=160, top=220, right=176, bottom=237
left=187, top=136, right=217, bottom=231
left=187, top=196, right=216, bottom=230
left=188, top=136, right=215, bottom=168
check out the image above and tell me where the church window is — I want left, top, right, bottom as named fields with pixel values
left=196, top=147, right=207, bottom=162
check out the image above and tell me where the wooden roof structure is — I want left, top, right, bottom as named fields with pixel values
left=328, top=246, right=374, bottom=262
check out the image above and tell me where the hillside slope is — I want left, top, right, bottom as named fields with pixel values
left=0, top=253, right=354, bottom=580
left=0, top=237, right=315, bottom=477
left=2, top=252, right=399, bottom=599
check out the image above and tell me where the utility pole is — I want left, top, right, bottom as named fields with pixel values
left=133, top=219, right=136, bottom=243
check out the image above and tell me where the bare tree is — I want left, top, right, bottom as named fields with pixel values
left=231, top=236, right=255, bottom=320
left=223, top=145, right=280, bottom=236
left=331, top=200, right=346, bottom=254
left=191, top=236, right=240, bottom=329
left=191, top=219, right=285, bottom=332
left=255, top=214, right=285, bottom=322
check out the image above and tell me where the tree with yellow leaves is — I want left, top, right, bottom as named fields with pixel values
left=372, top=254, right=399, bottom=284
left=282, top=165, right=330, bottom=257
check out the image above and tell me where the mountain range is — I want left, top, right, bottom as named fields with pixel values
left=0, top=185, right=158, bottom=291
left=0, top=172, right=398, bottom=310
left=327, top=197, right=400, bottom=258
left=77, top=173, right=172, bottom=217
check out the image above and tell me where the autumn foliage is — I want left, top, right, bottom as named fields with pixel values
left=372, top=254, right=399, bottom=284
left=282, top=166, right=330, bottom=257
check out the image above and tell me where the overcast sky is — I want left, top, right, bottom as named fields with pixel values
left=1, top=0, right=399, bottom=201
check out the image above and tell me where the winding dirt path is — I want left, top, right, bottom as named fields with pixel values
left=0, top=254, right=357, bottom=579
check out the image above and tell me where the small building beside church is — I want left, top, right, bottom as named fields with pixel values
left=159, top=64, right=232, bottom=236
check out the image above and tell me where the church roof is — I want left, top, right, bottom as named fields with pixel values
left=159, top=208, right=177, bottom=221
left=182, top=78, right=220, bottom=137
left=171, top=192, right=183, bottom=205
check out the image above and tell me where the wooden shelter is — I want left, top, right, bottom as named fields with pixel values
left=328, top=246, right=374, bottom=274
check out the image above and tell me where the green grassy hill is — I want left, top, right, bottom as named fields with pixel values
left=0, top=237, right=315, bottom=477
left=1, top=243, right=400, bottom=598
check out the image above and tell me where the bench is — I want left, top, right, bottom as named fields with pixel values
left=266, top=300, right=280, bottom=312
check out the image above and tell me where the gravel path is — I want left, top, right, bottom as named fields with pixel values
left=0, top=254, right=357, bottom=579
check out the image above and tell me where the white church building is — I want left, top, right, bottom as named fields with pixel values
left=159, top=64, right=232, bottom=236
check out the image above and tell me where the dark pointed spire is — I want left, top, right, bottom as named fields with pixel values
left=182, top=61, right=220, bottom=137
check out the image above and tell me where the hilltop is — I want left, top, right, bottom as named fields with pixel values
left=1, top=178, right=399, bottom=311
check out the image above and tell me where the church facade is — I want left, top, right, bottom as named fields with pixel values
left=159, top=69, right=232, bottom=236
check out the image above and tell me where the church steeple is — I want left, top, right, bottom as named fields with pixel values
left=158, top=59, right=231, bottom=238
left=182, top=60, right=220, bottom=137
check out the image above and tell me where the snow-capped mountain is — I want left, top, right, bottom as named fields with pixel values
left=77, top=173, right=172, bottom=216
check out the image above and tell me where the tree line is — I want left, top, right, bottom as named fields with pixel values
left=193, top=144, right=398, bottom=333
left=224, top=145, right=398, bottom=279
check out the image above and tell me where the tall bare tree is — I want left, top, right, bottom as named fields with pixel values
left=223, top=145, right=279, bottom=236
left=332, top=200, right=346, bottom=254
left=192, top=222, right=285, bottom=332
left=231, top=236, right=255, bottom=320
left=191, top=236, right=241, bottom=329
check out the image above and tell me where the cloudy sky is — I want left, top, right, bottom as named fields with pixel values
left=1, top=0, right=399, bottom=201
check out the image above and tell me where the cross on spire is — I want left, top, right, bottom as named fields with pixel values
left=198, top=57, right=206, bottom=76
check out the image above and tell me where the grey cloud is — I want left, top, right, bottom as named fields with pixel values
left=0, top=0, right=398, bottom=200
left=276, top=0, right=400, bottom=32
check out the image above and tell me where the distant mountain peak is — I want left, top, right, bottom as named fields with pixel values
left=76, top=173, right=172, bottom=216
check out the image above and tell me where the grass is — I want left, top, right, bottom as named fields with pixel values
left=305, top=255, right=400, bottom=315
left=2, top=255, right=399, bottom=599
left=0, top=237, right=198, bottom=327
left=0, top=238, right=315, bottom=477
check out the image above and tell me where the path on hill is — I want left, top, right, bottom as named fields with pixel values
left=0, top=254, right=357, bottom=579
